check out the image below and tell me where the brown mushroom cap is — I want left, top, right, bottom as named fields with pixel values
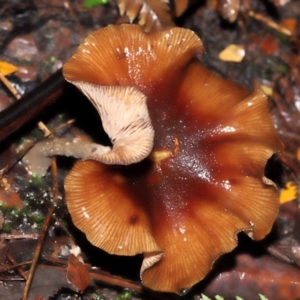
left=63, top=24, right=283, bottom=293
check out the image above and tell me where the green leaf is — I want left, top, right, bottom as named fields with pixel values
left=259, top=294, right=268, bottom=300
left=215, top=296, right=224, bottom=300
left=236, top=297, right=244, bottom=300
left=84, top=0, right=109, bottom=8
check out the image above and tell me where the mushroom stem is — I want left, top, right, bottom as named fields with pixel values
left=23, top=138, right=111, bottom=176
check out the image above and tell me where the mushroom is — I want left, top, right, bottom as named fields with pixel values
left=23, top=85, right=154, bottom=175
left=62, top=24, right=282, bottom=293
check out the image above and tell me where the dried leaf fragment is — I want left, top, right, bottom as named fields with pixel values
left=66, top=254, right=90, bottom=292
left=279, top=182, right=297, bottom=204
left=0, top=61, right=18, bottom=76
left=202, top=253, right=300, bottom=299
left=260, top=85, right=273, bottom=96
left=116, top=0, right=174, bottom=31
left=280, top=18, right=297, bottom=33
left=219, top=44, right=245, bottom=62
left=0, top=189, right=24, bottom=208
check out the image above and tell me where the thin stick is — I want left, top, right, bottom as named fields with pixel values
left=22, top=158, right=59, bottom=300
left=6, top=252, right=28, bottom=280
left=89, top=271, right=143, bottom=293
left=1, top=118, right=75, bottom=177
left=51, top=157, right=59, bottom=202
left=0, top=261, right=32, bottom=274
left=44, top=119, right=75, bottom=138
left=0, top=69, right=66, bottom=143
left=248, top=10, right=292, bottom=36
left=38, top=121, right=52, bottom=136
left=89, top=271, right=174, bottom=300
left=0, top=233, right=39, bottom=239
left=0, top=71, right=21, bottom=100
left=22, top=207, right=55, bottom=300
left=51, top=215, right=73, bottom=237
left=63, top=0, right=86, bottom=39
left=277, top=152, right=300, bottom=176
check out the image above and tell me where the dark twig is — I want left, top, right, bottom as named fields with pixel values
left=0, top=260, right=32, bottom=274
left=22, top=158, right=59, bottom=300
left=277, top=152, right=300, bottom=177
left=0, top=233, right=39, bottom=240
left=6, top=252, right=27, bottom=280
left=0, top=69, right=66, bottom=143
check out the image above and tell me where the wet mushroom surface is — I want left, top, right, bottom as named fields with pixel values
left=0, top=1, right=300, bottom=299
left=63, top=24, right=282, bottom=293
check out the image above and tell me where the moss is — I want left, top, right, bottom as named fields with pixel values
left=0, top=173, right=53, bottom=232
left=2, top=222, right=12, bottom=233
left=116, top=290, right=132, bottom=300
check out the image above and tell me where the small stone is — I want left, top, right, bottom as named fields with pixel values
left=5, top=35, right=39, bottom=61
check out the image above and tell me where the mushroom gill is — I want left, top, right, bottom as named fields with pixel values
left=63, top=24, right=283, bottom=293
left=22, top=85, right=154, bottom=175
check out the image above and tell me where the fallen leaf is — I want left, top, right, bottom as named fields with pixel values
left=280, top=18, right=297, bottom=32
left=279, top=182, right=297, bottom=204
left=260, top=85, right=273, bottom=96
left=202, top=253, right=300, bottom=299
left=0, top=189, right=24, bottom=208
left=0, top=61, right=18, bottom=76
left=218, top=44, right=245, bottom=62
left=66, top=253, right=90, bottom=292
left=259, top=35, right=279, bottom=55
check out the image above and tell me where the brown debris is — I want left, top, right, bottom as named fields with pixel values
left=270, top=57, right=300, bottom=155
left=0, top=189, right=24, bottom=209
left=66, top=253, right=90, bottom=292
left=202, top=252, right=300, bottom=299
left=116, top=0, right=174, bottom=31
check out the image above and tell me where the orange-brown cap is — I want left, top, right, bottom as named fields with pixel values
left=63, top=24, right=283, bottom=293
